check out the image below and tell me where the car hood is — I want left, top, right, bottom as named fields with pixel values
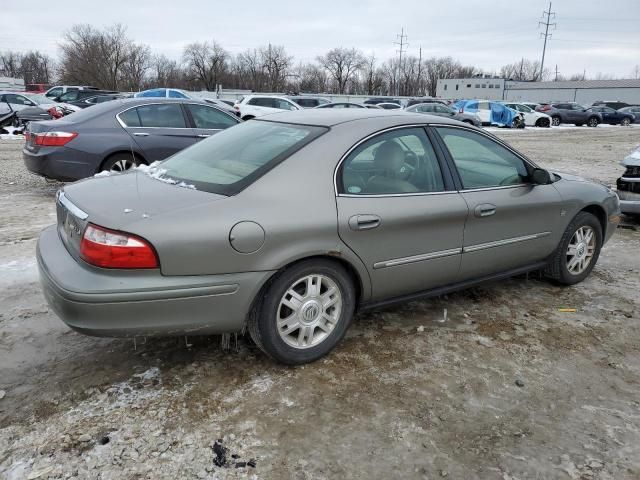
left=550, top=171, right=589, bottom=182
left=621, top=147, right=640, bottom=167
left=63, top=170, right=227, bottom=232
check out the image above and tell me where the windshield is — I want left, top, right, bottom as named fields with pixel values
left=157, top=120, right=327, bottom=195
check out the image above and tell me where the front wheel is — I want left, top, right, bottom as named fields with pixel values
left=587, top=116, right=600, bottom=127
left=545, top=212, right=602, bottom=285
left=621, top=117, right=631, bottom=126
left=248, top=260, right=356, bottom=364
left=551, top=116, right=561, bottom=126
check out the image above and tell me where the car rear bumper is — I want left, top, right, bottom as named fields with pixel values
left=23, top=146, right=98, bottom=181
left=37, top=225, right=274, bottom=337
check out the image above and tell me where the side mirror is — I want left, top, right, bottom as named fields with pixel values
left=531, top=168, right=551, bottom=185
left=54, top=97, right=61, bottom=102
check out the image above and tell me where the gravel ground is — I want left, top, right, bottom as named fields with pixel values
left=0, top=127, right=639, bottom=480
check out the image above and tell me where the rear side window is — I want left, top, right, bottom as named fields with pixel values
left=340, top=127, right=444, bottom=195
left=118, top=108, right=141, bottom=127
left=186, top=104, right=238, bottom=129
left=157, top=121, right=326, bottom=195
left=168, top=90, right=187, bottom=98
left=59, top=91, right=79, bottom=101
left=275, top=99, right=296, bottom=110
left=294, top=99, right=317, bottom=107
left=437, top=127, right=529, bottom=189
left=248, top=97, right=274, bottom=107
left=136, top=104, right=186, bottom=128
left=140, top=89, right=166, bottom=98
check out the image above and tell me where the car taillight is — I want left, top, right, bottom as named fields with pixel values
left=34, top=131, right=78, bottom=146
left=80, top=223, right=158, bottom=269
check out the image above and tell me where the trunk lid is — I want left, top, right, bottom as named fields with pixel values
left=58, top=171, right=227, bottom=260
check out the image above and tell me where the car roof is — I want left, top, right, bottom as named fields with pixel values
left=256, top=109, right=462, bottom=127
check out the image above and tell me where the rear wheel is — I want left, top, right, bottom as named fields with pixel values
left=545, top=211, right=602, bottom=285
left=551, top=116, right=561, bottom=126
left=621, top=117, right=631, bottom=126
left=587, top=116, right=600, bottom=127
left=248, top=259, right=356, bottom=364
left=101, top=153, right=141, bottom=173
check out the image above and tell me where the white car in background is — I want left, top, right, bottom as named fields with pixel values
left=234, top=95, right=301, bottom=120
left=0, top=91, right=80, bottom=113
left=503, top=102, right=551, bottom=127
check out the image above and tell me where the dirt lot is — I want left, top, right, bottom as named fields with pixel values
left=1, top=127, right=639, bottom=480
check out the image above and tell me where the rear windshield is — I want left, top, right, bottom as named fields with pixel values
left=157, top=120, right=327, bottom=195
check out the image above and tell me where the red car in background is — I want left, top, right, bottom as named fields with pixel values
left=25, top=84, right=52, bottom=94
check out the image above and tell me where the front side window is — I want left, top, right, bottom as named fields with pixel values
left=7, top=94, right=30, bottom=105
left=186, top=104, right=238, bottom=129
left=136, top=104, right=186, bottom=128
left=157, top=121, right=326, bottom=195
left=340, top=128, right=445, bottom=195
left=47, top=87, right=62, bottom=98
left=275, top=99, right=296, bottom=110
left=437, top=127, right=529, bottom=189
left=59, top=90, right=79, bottom=101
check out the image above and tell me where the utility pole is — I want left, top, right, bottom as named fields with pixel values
left=538, top=2, right=556, bottom=81
left=554, top=64, right=559, bottom=81
left=393, top=28, right=408, bottom=96
left=417, top=46, right=423, bottom=96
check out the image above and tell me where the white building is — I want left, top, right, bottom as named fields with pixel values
left=436, top=76, right=505, bottom=100
left=503, top=79, right=640, bottom=104
left=436, top=77, right=640, bottom=105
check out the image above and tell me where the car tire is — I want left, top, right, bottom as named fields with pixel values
left=535, top=118, right=550, bottom=128
left=587, top=116, right=600, bottom=127
left=101, top=153, right=141, bottom=173
left=248, top=259, right=356, bottom=365
left=551, top=116, right=561, bottom=126
left=621, top=118, right=631, bottom=126
left=545, top=211, right=602, bottom=286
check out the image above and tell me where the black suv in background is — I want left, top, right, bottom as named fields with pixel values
left=288, top=96, right=330, bottom=108
left=536, top=102, right=602, bottom=127
left=591, top=101, right=634, bottom=110
left=53, top=89, right=120, bottom=104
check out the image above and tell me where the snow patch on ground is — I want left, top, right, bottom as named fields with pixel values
left=0, top=258, right=38, bottom=287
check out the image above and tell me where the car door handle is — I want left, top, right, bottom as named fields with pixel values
left=133, top=132, right=149, bottom=137
left=474, top=204, right=496, bottom=217
left=196, top=134, right=210, bottom=138
left=349, top=214, right=381, bottom=231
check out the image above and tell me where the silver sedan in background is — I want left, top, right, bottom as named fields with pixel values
left=38, top=110, right=620, bottom=364
left=406, top=102, right=482, bottom=126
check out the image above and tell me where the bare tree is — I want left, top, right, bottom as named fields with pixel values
left=121, top=44, right=150, bottom=91
left=361, top=54, right=385, bottom=95
left=317, top=47, right=366, bottom=94
left=260, top=44, right=291, bottom=92
left=500, top=59, right=542, bottom=81
left=237, top=48, right=264, bottom=91
left=147, top=55, right=186, bottom=89
left=297, top=62, right=328, bottom=93
left=59, top=24, right=139, bottom=89
left=183, top=41, right=228, bottom=90
left=1, top=50, right=54, bottom=83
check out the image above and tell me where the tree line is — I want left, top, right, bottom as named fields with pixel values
left=2, top=24, right=637, bottom=95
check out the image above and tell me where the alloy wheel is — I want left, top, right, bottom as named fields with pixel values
left=588, top=117, right=599, bottom=127
left=276, top=274, right=342, bottom=349
left=109, top=158, right=136, bottom=172
left=552, top=117, right=561, bottom=126
left=621, top=118, right=630, bottom=126
left=566, top=226, right=596, bottom=275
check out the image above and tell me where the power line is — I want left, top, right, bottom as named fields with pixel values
left=538, top=1, right=556, bottom=81
left=393, top=27, right=407, bottom=96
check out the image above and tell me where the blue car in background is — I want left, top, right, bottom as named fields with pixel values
left=453, top=99, right=524, bottom=128
left=135, top=88, right=236, bottom=114
left=588, top=105, right=635, bottom=126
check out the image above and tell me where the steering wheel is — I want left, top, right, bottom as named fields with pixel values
left=398, top=151, right=420, bottom=180
left=499, top=174, right=523, bottom=186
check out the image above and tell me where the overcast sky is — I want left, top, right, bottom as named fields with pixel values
left=2, top=0, right=639, bottom=78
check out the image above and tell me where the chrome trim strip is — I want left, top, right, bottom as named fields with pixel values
left=620, top=176, right=640, bottom=183
left=373, top=247, right=462, bottom=269
left=459, top=184, right=529, bottom=193
left=463, top=232, right=550, bottom=253
left=57, top=191, right=88, bottom=220
left=340, top=190, right=456, bottom=198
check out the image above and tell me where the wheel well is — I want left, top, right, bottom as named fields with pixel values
left=581, top=205, right=606, bottom=236
left=98, top=150, right=147, bottom=172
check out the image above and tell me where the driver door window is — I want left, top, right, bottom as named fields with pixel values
left=436, top=127, right=529, bottom=189
left=340, top=128, right=444, bottom=195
